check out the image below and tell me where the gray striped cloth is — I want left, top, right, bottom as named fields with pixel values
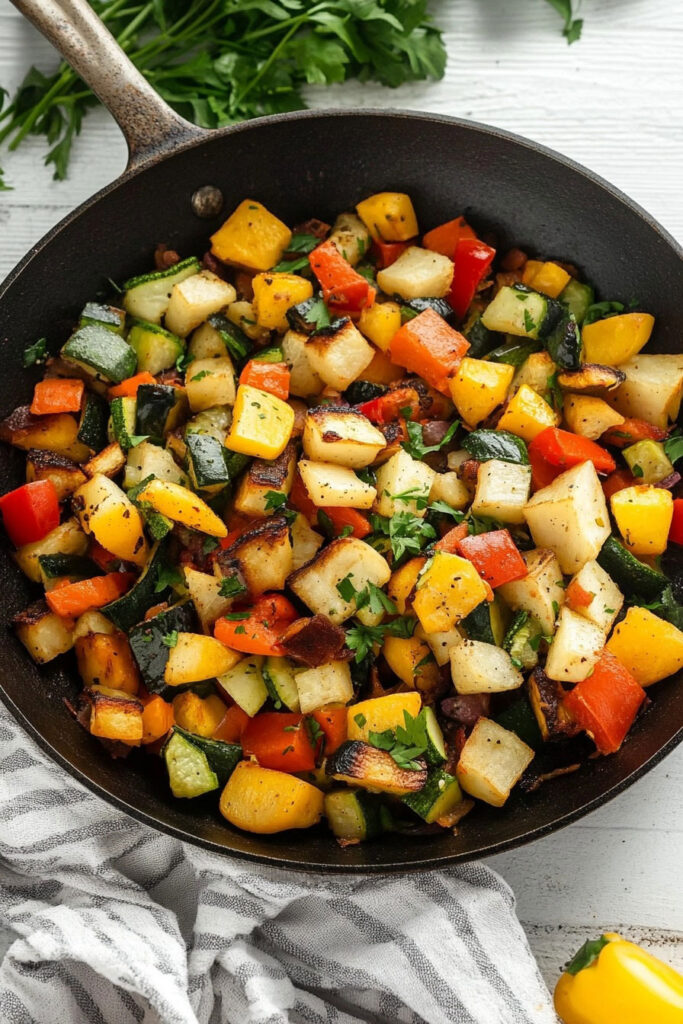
left=0, top=704, right=557, bottom=1024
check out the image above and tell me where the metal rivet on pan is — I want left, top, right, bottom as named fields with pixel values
left=191, top=186, right=224, bottom=219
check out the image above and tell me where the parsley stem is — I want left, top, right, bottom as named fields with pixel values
left=232, top=20, right=302, bottom=110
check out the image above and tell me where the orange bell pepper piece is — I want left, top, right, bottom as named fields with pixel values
left=602, top=468, right=637, bottom=501
left=529, top=427, right=616, bottom=475
left=309, top=239, right=374, bottom=311
left=212, top=704, right=250, bottom=743
left=601, top=417, right=668, bottom=448
left=435, top=522, right=469, bottom=553
left=30, top=378, right=84, bottom=416
left=108, top=372, right=156, bottom=399
left=563, top=650, right=645, bottom=754
left=239, top=360, right=290, bottom=401
left=566, top=578, right=595, bottom=611
left=141, top=694, right=174, bottom=744
left=390, top=308, right=470, bottom=396
left=45, top=572, right=136, bottom=618
left=214, top=593, right=298, bottom=656
left=422, top=216, right=476, bottom=257
left=456, top=529, right=528, bottom=588
left=310, top=707, right=348, bottom=755
left=372, top=239, right=410, bottom=268
left=242, top=712, right=316, bottom=772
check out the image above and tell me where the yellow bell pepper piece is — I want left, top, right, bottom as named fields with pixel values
left=219, top=761, right=324, bottom=833
left=521, top=260, right=543, bottom=286
left=582, top=312, right=655, bottom=365
left=347, top=692, right=422, bottom=741
left=413, top=552, right=490, bottom=633
left=606, top=606, right=683, bottom=686
left=358, top=301, right=402, bottom=353
left=387, top=556, right=427, bottom=614
left=252, top=272, right=313, bottom=332
left=74, top=474, right=148, bottom=566
left=164, top=633, right=242, bottom=686
left=554, top=932, right=683, bottom=1024
left=497, top=383, right=560, bottom=442
left=210, top=199, right=291, bottom=272
left=523, top=261, right=571, bottom=298
left=382, top=634, right=440, bottom=690
left=355, top=192, right=419, bottom=242
left=135, top=478, right=227, bottom=537
left=225, top=384, right=295, bottom=459
left=361, top=347, right=404, bottom=385
left=610, top=484, right=672, bottom=556
left=449, top=356, right=514, bottom=427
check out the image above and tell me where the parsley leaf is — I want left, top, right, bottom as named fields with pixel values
left=523, top=309, right=536, bottom=333
left=582, top=300, right=625, bottom=326
left=547, top=370, right=564, bottom=411
left=162, top=630, right=179, bottom=648
left=544, top=0, right=583, bottom=44
left=189, top=369, right=212, bottom=382
left=631, top=463, right=644, bottom=478
left=22, top=337, right=48, bottom=368
left=155, top=563, right=183, bottom=594
left=202, top=536, right=219, bottom=555
left=306, top=296, right=331, bottom=331
left=218, top=576, right=248, bottom=599
left=664, top=432, right=683, bottom=465
left=345, top=616, right=416, bottom=663
left=401, top=419, right=459, bottom=460
left=368, top=709, right=431, bottom=771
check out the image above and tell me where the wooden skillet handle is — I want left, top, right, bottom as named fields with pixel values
left=10, top=0, right=210, bottom=171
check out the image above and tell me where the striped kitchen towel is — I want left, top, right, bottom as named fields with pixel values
left=0, top=704, right=557, bottom=1024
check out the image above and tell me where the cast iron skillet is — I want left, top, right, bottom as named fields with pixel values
left=1, top=0, right=682, bottom=872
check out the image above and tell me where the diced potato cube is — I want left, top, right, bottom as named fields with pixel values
left=288, top=537, right=391, bottom=625
left=233, top=444, right=296, bottom=517
left=303, top=407, right=386, bottom=468
left=374, top=448, right=435, bottom=518
left=227, top=300, right=268, bottom=342
left=328, top=212, right=371, bottom=266
left=295, top=661, right=354, bottom=714
left=183, top=567, right=233, bottom=633
left=377, top=247, right=454, bottom=301
left=413, top=552, right=490, bottom=633
left=88, top=687, right=143, bottom=745
left=289, top=513, right=323, bottom=571
left=355, top=192, right=418, bottom=242
left=252, top=272, right=313, bottom=332
left=422, top=626, right=463, bottom=667
left=225, top=385, right=294, bottom=459
left=358, top=301, right=402, bottom=353
left=609, top=354, right=683, bottom=428
left=305, top=319, right=375, bottom=390
left=607, top=606, right=683, bottom=687
left=510, top=351, right=556, bottom=400
left=610, top=485, right=673, bottom=557
left=449, top=357, right=514, bottom=427
left=429, top=470, right=470, bottom=510
left=498, top=548, right=565, bottom=635
left=216, top=518, right=292, bottom=597
left=497, top=383, right=560, bottom=442
left=348, top=693, right=422, bottom=741
left=545, top=607, right=604, bottom=683
left=456, top=718, right=534, bottom=807
left=165, top=271, right=236, bottom=338
left=186, top=356, right=236, bottom=412
left=566, top=559, right=623, bottom=634
left=582, top=313, right=654, bottom=365
left=14, top=518, right=87, bottom=584
left=450, top=640, right=524, bottom=694
left=563, top=395, right=625, bottom=440
left=523, top=461, right=610, bottom=574
left=210, top=199, right=292, bottom=272
left=298, top=460, right=376, bottom=509
left=282, top=330, right=324, bottom=398
left=471, top=459, right=531, bottom=525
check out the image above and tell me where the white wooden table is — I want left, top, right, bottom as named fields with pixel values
left=1, top=0, right=681, bottom=991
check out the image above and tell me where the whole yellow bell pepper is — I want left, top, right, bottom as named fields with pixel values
left=554, top=932, right=683, bottom=1024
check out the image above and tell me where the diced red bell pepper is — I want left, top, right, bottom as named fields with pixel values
left=310, top=707, right=348, bottom=756
left=601, top=418, right=668, bottom=448
left=669, top=498, right=683, bottom=545
left=30, top=378, right=85, bottom=416
left=602, top=468, right=637, bottom=501
left=0, top=479, right=60, bottom=547
left=357, top=385, right=421, bottom=424
left=423, top=216, right=476, bottom=258
left=289, top=471, right=318, bottom=522
left=212, top=703, right=250, bottom=743
left=435, top=522, right=469, bottom=553
left=456, top=529, right=527, bottom=588
left=239, top=360, right=290, bottom=401
left=242, top=712, right=316, bottom=772
left=371, top=239, right=410, bottom=269
left=563, top=650, right=645, bottom=755
left=529, top=446, right=562, bottom=492
left=449, top=239, right=496, bottom=320
left=529, top=427, right=616, bottom=475
left=390, top=308, right=470, bottom=396
left=566, top=579, right=594, bottom=611
left=309, top=240, right=373, bottom=312
left=214, top=593, right=298, bottom=656
left=289, top=471, right=370, bottom=537
left=108, top=372, right=156, bottom=399
left=45, top=572, right=136, bottom=618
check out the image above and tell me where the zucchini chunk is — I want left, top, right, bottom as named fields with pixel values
left=123, top=440, right=187, bottom=490
left=481, top=286, right=555, bottom=340
left=303, top=406, right=386, bottom=469
left=596, top=535, right=666, bottom=603
left=135, top=384, right=183, bottom=443
left=109, top=396, right=138, bottom=452
left=129, top=600, right=198, bottom=696
left=77, top=393, right=108, bottom=453
left=61, top=325, right=137, bottom=385
left=171, top=726, right=241, bottom=784
left=456, top=717, right=534, bottom=807
left=462, top=597, right=506, bottom=646
left=288, top=536, right=390, bottom=626
left=527, top=668, right=578, bottom=743
left=216, top=656, right=268, bottom=717
left=402, top=769, right=464, bottom=824
left=324, top=789, right=387, bottom=841
left=304, top=319, right=375, bottom=391
left=79, top=302, right=126, bottom=335
left=502, top=610, right=543, bottom=670
left=13, top=599, right=74, bottom=664
left=186, top=433, right=230, bottom=495
left=262, top=655, right=301, bottom=711
left=102, top=540, right=169, bottom=632
left=233, top=443, right=296, bottom=516
left=123, top=256, right=201, bottom=323
left=26, top=448, right=87, bottom=499
left=127, top=320, right=185, bottom=375
left=326, top=741, right=427, bottom=795
left=215, top=516, right=292, bottom=597
left=164, top=730, right=219, bottom=798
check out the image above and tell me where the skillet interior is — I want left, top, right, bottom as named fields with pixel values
left=0, top=109, right=681, bottom=871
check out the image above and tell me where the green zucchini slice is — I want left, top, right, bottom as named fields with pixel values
left=62, top=325, right=137, bottom=384
left=163, top=731, right=219, bottom=798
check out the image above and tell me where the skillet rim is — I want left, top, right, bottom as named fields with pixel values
left=0, top=106, right=681, bottom=871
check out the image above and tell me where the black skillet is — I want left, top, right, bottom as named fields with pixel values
left=1, top=0, right=682, bottom=872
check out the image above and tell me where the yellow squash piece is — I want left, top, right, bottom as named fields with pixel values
left=610, top=484, right=673, bottom=556
left=252, top=272, right=313, bottom=332
left=74, top=474, right=148, bottom=566
left=606, top=606, right=683, bottom=686
left=554, top=932, right=683, bottom=1024
left=164, top=633, right=242, bottom=686
left=382, top=634, right=439, bottom=690
left=219, top=761, right=324, bottom=833
left=582, top=312, right=655, bottom=365
left=210, top=199, right=291, bottom=272
left=172, top=692, right=227, bottom=737
left=413, top=551, right=491, bottom=633
left=347, top=692, right=422, bottom=742
left=225, top=384, right=295, bottom=460
left=387, top=556, right=427, bottom=614
left=136, top=478, right=227, bottom=537
left=355, top=192, right=419, bottom=242
left=522, top=260, right=571, bottom=298
left=497, top=383, right=560, bottom=442
left=358, top=301, right=402, bottom=353
left=449, top=357, right=514, bottom=427
left=361, top=347, right=404, bottom=385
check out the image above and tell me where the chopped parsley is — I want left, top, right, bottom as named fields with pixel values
left=264, top=490, right=297, bottom=523
left=367, top=709, right=431, bottom=771
left=631, top=463, right=644, bottom=478
left=345, top=616, right=416, bottom=663
left=523, top=309, right=536, bottom=333
left=161, top=630, right=179, bottom=648
left=369, top=510, right=436, bottom=561
left=664, top=432, right=683, bottom=465
left=154, top=563, right=183, bottom=594
left=190, top=369, right=212, bottom=382
left=306, top=296, right=331, bottom=331
left=401, top=419, right=459, bottom=461
left=219, top=576, right=248, bottom=598
left=22, top=337, right=48, bottom=368
left=202, top=536, right=219, bottom=555
left=354, top=713, right=367, bottom=729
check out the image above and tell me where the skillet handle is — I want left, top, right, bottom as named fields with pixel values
left=11, top=0, right=210, bottom=170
